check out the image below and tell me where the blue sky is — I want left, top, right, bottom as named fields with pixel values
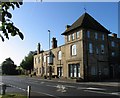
left=0, top=2, right=118, bottom=66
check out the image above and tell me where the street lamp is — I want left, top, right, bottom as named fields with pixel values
left=48, top=30, right=52, bottom=80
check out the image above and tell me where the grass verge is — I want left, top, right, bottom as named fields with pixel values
left=0, top=93, right=27, bottom=98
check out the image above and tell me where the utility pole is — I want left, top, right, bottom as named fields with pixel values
left=48, top=30, right=52, bottom=80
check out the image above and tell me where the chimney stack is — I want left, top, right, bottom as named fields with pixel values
left=37, top=43, right=41, bottom=54
left=112, top=33, right=117, bottom=38
left=66, top=25, right=71, bottom=30
left=52, top=37, right=57, bottom=49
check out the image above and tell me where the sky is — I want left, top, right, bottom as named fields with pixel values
left=0, top=2, right=118, bottom=66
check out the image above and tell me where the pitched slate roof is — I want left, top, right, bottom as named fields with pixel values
left=61, top=12, right=111, bottom=35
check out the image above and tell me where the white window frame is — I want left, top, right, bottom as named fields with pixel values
left=58, top=51, right=62, bottom=60
left=71, top=44, right=77, bottom=56
left=76, top=31, right=80, bottom=38
left=72, top=33, right=75, bottom=40
left=43, top=55, right=46, bottom=63
left=89, top=43, right=93, bottom=53
left=67, top=35, right=71, bottom=42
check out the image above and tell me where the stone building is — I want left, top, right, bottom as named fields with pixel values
left=34, top=12, right=120, bottom=81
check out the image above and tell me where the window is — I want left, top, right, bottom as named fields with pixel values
left=95, top=33, right=98, bottom=39
left=89, top=43, right=93, bottom=53
left=87, top=31, right=90, bottom=38
left=102, top=34, right=104, bottom=40
left=91, top=66, right=97, bottom=75
left=58, top=51, right=62, bottom=60
left=76, top=31, right=80, bottom=38
left=112, top=52, right=115, bottom=56
left=47, top=55, right=53, bottom=64
left=38, top=57, right=40, bottom=64
left=67, top=35, right=71, bottom=41
left=96, top=47, right=99, bottom=54
left=44, top=55, right=46, bottom=62
left=101, top=44, right=104, bottom=54
left=72, top=33, right=75, bottom=40
left=111, top=41, right=115, bottom=47
left=71, top=44, right=77, bottom=56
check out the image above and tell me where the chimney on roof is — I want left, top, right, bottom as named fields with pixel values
left=112, top=33, right=117, bottom=38
left=37, top=43, right=41, bottom=54
left=52, top=37, right=57, bottom=49
left=66, top=25, right=71, bottom=30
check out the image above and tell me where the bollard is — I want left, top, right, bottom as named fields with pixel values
left=27, top=86, right=31, bottom=98
left=1, top=84, right=6, bottom=95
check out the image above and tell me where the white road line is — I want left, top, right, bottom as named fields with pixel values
left=64, top=85, right=75, bottom=88
left=46, top=85, right=56, bottom=88
left=84, top=90, right=120, bottom=96
left=86, top=87, right=106, bottom=91
left=111, top=92, right=120, bottom=96
left=32, top=91, right=60, bottom=98
left=8, top=84, right=26, bottom=91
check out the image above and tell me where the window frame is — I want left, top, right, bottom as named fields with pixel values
left=102, top=34, right=104, bottom=40
left=101, top=44, right=105, bottom=54
left=67, top=34, right=71, bottom=42
left=95, top=33, right=98, bottom=40
left=87, top=31, right=90, bottom=38
left=58, top=51, right=62, bottom=60
left=89, top=43, right=93, bottom=54
left=76, top=31, right=80, bottom=39
left=71, top=33, right=75, bottom=41
left=71, top=44, right=77, bottom=56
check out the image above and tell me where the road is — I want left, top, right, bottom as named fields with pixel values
left=1, top=76, right=120, bottom=98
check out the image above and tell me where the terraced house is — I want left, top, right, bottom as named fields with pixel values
left=34, top=12, right=120, bottom=81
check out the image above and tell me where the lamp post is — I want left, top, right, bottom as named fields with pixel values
left=48, top=30, right=52, bottom=80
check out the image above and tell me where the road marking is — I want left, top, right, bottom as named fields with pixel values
left=77, top=87, right=87, bottom=90
left=64, top=85, right=75, bottom=88
left=8, top=84, right=26, bottom=91
left=84, top=90, right=111, bottom=95
left=46, top=85, right=56, bottom=88
left=84, top=90, right=120, bottom=96
left=56, top=85, right=67, bottom=93
left=32, top=91, right=60, bottom=98
left=86, top=87, right=106, bottom=91
left=111, top=92, right=120, bottom=96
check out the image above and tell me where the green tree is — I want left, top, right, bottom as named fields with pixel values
left=20, top=51, right=36, bottom=74
left=1, top=57, right=18, bottom=75
left=0, top=1, right=24, bottom=41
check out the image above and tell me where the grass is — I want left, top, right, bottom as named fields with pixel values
left=0, top=93, right=27, bottom=98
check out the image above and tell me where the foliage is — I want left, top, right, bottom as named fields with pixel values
left=20, top=51, right=35, bottom=73
left=1, top=57, right=18, bottom=75
left=0, top=1, right=24, bottom=41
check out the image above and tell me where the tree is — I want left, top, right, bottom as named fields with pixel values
left=0, top=1, right=24, bottom=41
left=1, top=57, right=18, bottom=75
left=20, top=51, right=36, bottom=74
